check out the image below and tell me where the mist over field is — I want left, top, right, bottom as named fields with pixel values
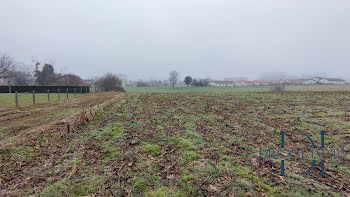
left=1, top=0, right=350, bottom=80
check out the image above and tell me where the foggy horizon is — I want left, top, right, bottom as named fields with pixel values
left=1, top=0, right=349, bottom=81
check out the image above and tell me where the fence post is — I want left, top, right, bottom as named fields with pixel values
left=15, top=91, right=18, bottom=107
left=58, top=89, right=60, bottom=100
left=48, top=89, right=50, bottom=101
left=9, top=85, right=11, bottom=94
left=66, top=88, right=69, bottom=99
left=80, top=87, right=82, bottom=95
left=74, top=88, right=76, bottom=96
left=33, top=90, right=36, bottom=104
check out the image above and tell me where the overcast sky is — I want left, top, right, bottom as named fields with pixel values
left=1, top=0, right=349, bottom=80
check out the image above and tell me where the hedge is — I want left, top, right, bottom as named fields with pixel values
left=0, top=86, right=91, bottom=93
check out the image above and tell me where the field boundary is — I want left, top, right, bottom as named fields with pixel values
left=0, top=94, right=122, bottom=151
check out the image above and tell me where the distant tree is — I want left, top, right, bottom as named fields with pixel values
left=202, top=78, right=211, bottom=86
left=41, top=64, right=55, bottom=84
left=191, top=79, right=202, bottom=86
left=0, top=55, right=15, bottom=78
left=7, top=71, right=30, bottom=85
left=169, top=70, right=179, bottom=87
left=96, top=73, right=122, bottom=91
left=191, top=78, right=211, bottom=86
left=7, top=64, right=33, bottom=85
left=136, top=81, right=149, bottom=87
left=149, top=80, right=163, bottom=86
left=59, top=74, right=86, bottom=85
left=33, top=60, right=41, bottom=84
left=184, top=76, right=192, bottom=86
left=35, top=63, right=57, bottom=85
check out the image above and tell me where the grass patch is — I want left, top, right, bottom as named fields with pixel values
left=183, top=151, right=199, bottom=162
left=143, top=143, right=162, bottom=156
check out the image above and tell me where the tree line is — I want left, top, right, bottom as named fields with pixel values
left=169, top=70, right=210, bottom=87
left=0, top=54, right=123, bottom=92
left=0, top=54, right=87, bottom=86
left=130, top=71, right=211, bottom=87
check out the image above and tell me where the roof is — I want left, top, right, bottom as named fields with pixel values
left=212, top=80, right=272, bottom=84
left=288, top=79, right=313, bottom=82
left=0, top=81, right=8, bottom=85
left=323, top=78, right=345, bottom=82
left=313, top=77, right=345, bottom=82
left=211, top=80, right=235, bottom=84
left=251, top=80, right=272, bottom=83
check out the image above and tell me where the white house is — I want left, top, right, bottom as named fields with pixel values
left=116, top=74, right=127, bottom=87
left=279, top=79, right=291, bottom=84
left=301, top=79, right=316, bottom=85
left=251, top=80, right=271, bottom=86
left=210, top=81, right=235, bottom=87
left=234, top=80, right=249, bottom=86
left=288, top=79, right=316, bottom=85
left=312, top=77, right=346, bottom=85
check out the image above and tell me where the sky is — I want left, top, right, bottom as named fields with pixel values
left=0, top=0, right=349, bottom=81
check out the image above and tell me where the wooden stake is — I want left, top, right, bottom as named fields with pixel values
left=32, top=90, right=35, bottom=104
left=15, top=91, right=18, bottom=107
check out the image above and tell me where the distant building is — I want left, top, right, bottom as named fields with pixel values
left=312, top=77, right=346, bottom=85
left=210, top=80, right=235, bottom=87
left=127, top=81, right=138, bottom=87
left=116, top=74, right=127, bottom=87
left=251, top=80, right=271, bottom=86
left=234, top=80, right=249, bottom=86
left=301, top=79, right=317, bottom=85
left=0, top=78, right=8, bottom=85
left=286, top=79, right=316, bottom=85
left=208, top=77, right=346, bottom=87
left=210, top=80, right=272, bottom=86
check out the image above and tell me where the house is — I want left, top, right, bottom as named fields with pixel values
left=251, top=80, right=271, bottom=86
left=312, top=77, right=346, bottom=85
left=210, top=80, right=235, bottom=87
left=211, top=80, right=275, bottom=86
left=288, top=79, right=316, bottom=85
left=116, top=74, right=127, bottom=87
left=279, top=79, right=291, bottom=84
left=234, top=80, right=249, bottom=86
left=300, top=79, right=316, bottom=85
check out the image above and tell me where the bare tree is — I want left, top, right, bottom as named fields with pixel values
left=0, top=55, right=15, bottom=78
left=169, top=70, right=179, bottom=87
left=7, top=63, right=33, bottom=85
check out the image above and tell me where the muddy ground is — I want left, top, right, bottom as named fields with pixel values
left=0, top=91, right=349, bottom=196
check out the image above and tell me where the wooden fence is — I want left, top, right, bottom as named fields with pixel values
left=11, top=87, right=96, bottom=107
left=0, top=85, right=91, bottom=93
